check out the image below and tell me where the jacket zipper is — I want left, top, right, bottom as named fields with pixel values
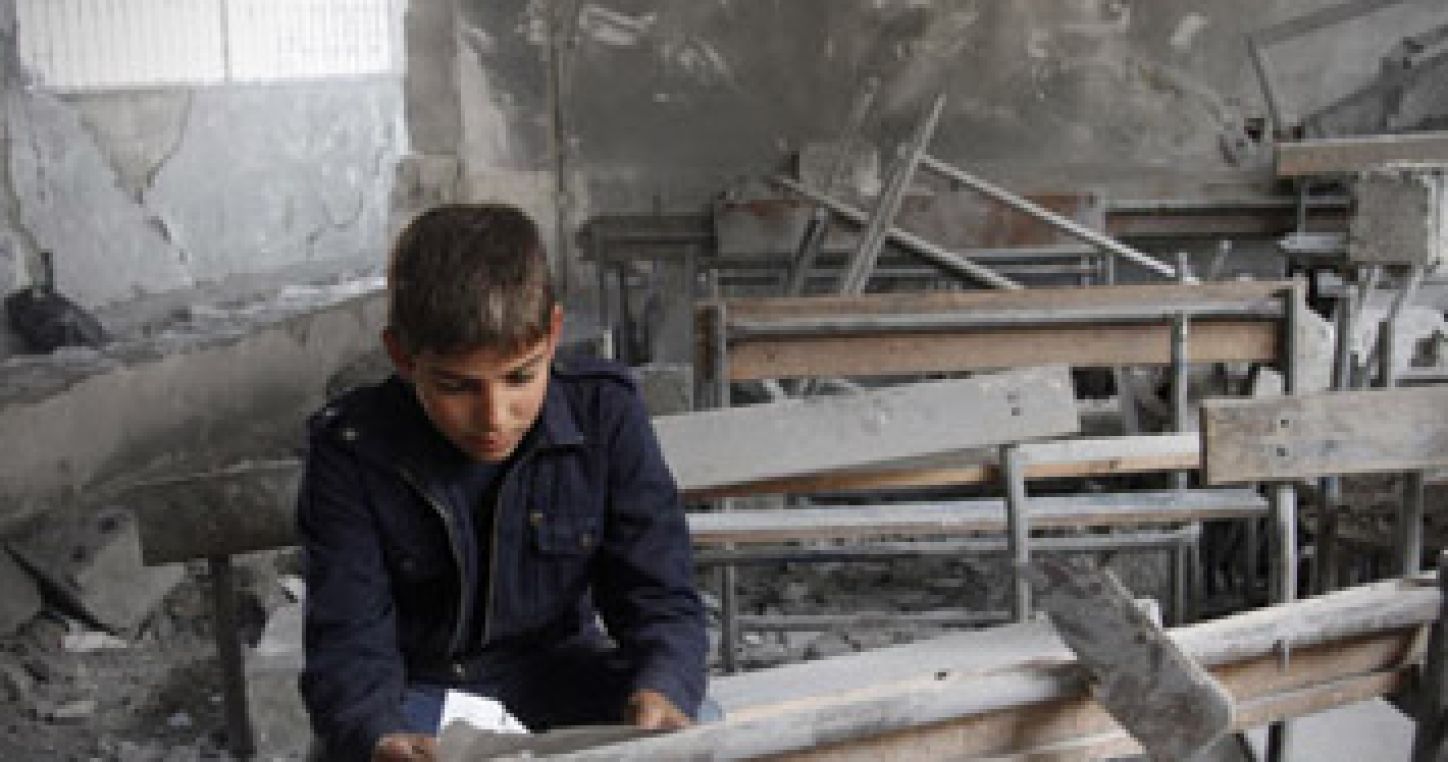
left=480, top=449, right=536, bottom=647
left=396, top=467, right=470, bottom=657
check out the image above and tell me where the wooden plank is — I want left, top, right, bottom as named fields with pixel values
left=537, top=580, right=1434, bottom=761
left=687, top=488, right=1267, bottom=545
left=656, top=365, right=1079, bottom=493
left=711, top=280, right=1293, bottom=320
left=1032, top=555, right=1232, bottom=760
left=1201, top=385, right=1448, bottom=485
left=1276, top=131, right=1448, bottom=177
left=686, top=433, right=1199, bottom=500
left=131, top=461, right=300, bottom=565
left=707, top=579, right=1431, bottom=718
left=724, top=321, right=1278, bottom=380
left=771, top=637, right=1413, bottom=762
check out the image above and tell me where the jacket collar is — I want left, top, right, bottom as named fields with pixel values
left=534, top=364, right=585, bottom=450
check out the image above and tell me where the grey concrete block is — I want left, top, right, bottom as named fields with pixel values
left=246, top=601, right=311, bottom=759
left=0, top=548, right=40, bottom=636
left=1350, top=163, right=1447, bottom=267
left=7, top=506, right=182, bottom=633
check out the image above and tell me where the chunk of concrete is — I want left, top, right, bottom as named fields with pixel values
left=1349, top=163, right=1447, bottom=267
left=0, top=548, right=42, bottom=636
left=246, top=600, right=311, bottom=759
left=7, top=506, right=182, bottom=633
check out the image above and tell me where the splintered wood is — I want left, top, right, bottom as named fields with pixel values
left=1033, top=555, right=1232, bottom=761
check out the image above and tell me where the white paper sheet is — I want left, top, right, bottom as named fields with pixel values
left=439, top=690, right=530, bottom=735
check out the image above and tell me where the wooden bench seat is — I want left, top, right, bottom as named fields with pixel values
left=688, top=487, right=1267, bottom=546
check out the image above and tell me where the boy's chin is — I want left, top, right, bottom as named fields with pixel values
left=461, top=435, right=517, bottom=462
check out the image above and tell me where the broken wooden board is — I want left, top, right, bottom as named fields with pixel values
left=1201, top=385, right=1448, bottom=485
left=1032, top=555, right=1232, bottom=761
left=688, top=487, right=1266, bottom=545
left=1276, top=131, right=1448, bottom=177
left=656, top=365, right=1078, bottom=493
left=521, top=578, right=1433, bottom=761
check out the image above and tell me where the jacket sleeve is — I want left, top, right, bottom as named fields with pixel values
left=591, top=384, right=709, bottom=716
left=297, top=427, right=408, bottom=759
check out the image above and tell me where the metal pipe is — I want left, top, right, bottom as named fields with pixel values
left=1410, top=549, right=1448, bottom=760
left=711, top=302, right=740, bottom=674
left=918, top=154, right=1183, bottom=280
left=1001, top=445, right=1031, bottom=622
left=1248, top=35, right=1289, bottom=136
left=773, top=175, right=1023, bottom=290
left=787, top=77, right=880, bottom=295
left=1273, top=483, right=1299, bottom=604
left=841, top=94, right=946, bottom=294
left=695, top=528, right=1201, bottom=566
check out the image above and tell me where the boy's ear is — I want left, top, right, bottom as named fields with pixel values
left=382, top=328, right=416, bottom=380
left=546, top=305, right=564, bottom=352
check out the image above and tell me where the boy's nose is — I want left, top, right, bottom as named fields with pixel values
left=478, top=390, right=510, bottom=429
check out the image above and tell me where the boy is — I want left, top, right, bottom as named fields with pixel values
left=298, top=204, right=707, bottom=761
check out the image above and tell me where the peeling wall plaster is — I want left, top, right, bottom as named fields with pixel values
left=1, top=80, right=403, bottom=314
left=0, top=0, right=404, bottom=356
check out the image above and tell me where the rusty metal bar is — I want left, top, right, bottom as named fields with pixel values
left=840, top=94, right=945, bottom=295
left=772, top=175, right=1022, bottom=290
left=918, top=154, right=1181, bottom=280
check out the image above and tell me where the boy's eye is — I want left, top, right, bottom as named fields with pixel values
left=505, top=371, right=534, bottom=385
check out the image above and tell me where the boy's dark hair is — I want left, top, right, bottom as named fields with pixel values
left=387, top=203, right=556, bottom=356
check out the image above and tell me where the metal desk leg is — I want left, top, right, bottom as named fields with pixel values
left=209, top=555, right=255, bottom=759
left=1001, top=445, right=1031, bottom=622
left=1266, top=483, right=1298, bottom=762
left=1411, top=550, right=1448, bottom=761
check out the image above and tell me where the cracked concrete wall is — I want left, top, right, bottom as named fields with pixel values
left=439, top=0, right=1447, bottom=276
left=0, top=0, right=404, bottom=357
left=3, top=81, right=403, bottom=312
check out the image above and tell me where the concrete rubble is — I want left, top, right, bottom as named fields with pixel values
left=0, top=547, right=41, bottom=637
left=7, top=506, right=183, bottom=634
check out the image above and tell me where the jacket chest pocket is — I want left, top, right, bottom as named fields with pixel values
left=529, top=510, right=600, bottom=555
left=513, top=509, right=599, bottom=628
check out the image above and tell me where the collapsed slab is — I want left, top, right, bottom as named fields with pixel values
left=6, top=506, right=181, bottom=633
left=0, top=285, right=386, bottom=532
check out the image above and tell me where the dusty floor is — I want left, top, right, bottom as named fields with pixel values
left=0, top=554, right=288, bottom=762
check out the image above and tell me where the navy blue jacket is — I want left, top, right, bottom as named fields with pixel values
left=297, top=358, right=706, bottom=759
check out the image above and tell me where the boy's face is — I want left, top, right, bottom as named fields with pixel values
left=385, top=307, right=563, bottom=463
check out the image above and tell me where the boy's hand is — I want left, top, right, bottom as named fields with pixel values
left=372, top=732, right=438, bottom=761
left=626, top=689, right=693, bottom=730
